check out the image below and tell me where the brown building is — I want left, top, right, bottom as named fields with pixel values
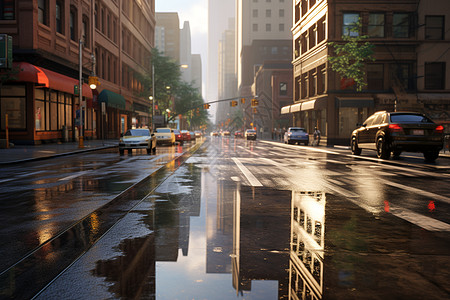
left=286, top=0, right=450, bottom=146
left=0, top=0, right=155, bottom=144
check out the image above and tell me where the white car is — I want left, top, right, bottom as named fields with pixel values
left=155, top=127, right=176, bottom=145
left=119, top=128, right=156, bottom=155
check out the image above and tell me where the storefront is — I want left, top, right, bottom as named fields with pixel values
left=97, top=89, right=127, bottom=139
left=0, top=62, right=94, bottom=144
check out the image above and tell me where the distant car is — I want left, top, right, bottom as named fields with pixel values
left=284, top=127, right=309, bottom=145
left=155, top=127, right=176, bottom=145
left=180, top=130, right=192, bottom=141
left=222, top=130, right=230, bottom=137
left=194, top=131, right=202, bottom=138
left=173, top=129, right=184, bottom=144
left=245, top=129, right=257, bottom=140
left=234, top=130, right=243, bottom=138
left=351, top=111, right=444, bottom=161
left=211, top=131, right=219, bottom=137
left=119, top=128, right=156, bottom=155
left=190, top=131, right=196, bottom=139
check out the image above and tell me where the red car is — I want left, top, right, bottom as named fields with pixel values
left=180, top=130, right=192, bottom=141
left=234, top=130, right=243, bottom=138
left=173, top=130, right=184, bottom=144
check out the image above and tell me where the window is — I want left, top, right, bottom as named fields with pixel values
left=309, top=25, right=316, bottom=49
left=266, top=9, right=271, bottom=18
left=56, top=1, right=64, bottom=34
left=1, top=0, right=15, bottom=20
left=280, top=82, right=287, bottom=95
left=253, top=23, right=258, bottom=32
left=391, top=63, right=413, bottom=90
left=343, top=13, right=359, bottom=36
left=425, top=62, right=445, bottom=90
left=38, top=0, right=48, bottom=25
left=425, top=16, right=444, bottom=40
left=279, top=23, right=285, bottom=32
left=279, top=9, right=284, bottom=18
left=82, top=15, right=89, bottom=47
left=393, top=13, right=410, bottom=38
left=368, top=13, right=384, bottom=38
left=70, top=7, right=77, bottom=41
left=0, top=85, right=26, bottom=130
left=94, top=4, right=98, bottom=29
left=367, top=64, right=384, bottom=90
left=253, top=9, right=258, bottom=18
left=266, top=23, right=271, bottom=32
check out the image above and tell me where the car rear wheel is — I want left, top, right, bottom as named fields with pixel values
left=376, top=138, right=390, bottom=159
left=423, top=150, right=439, bottom=162
left=351, top=138, right=361, bottom=155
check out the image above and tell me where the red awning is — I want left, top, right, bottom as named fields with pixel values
left=12, top=62, right=93, bottom=98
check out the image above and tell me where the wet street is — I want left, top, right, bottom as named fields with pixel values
left=1, top=137, right=449, bottom=299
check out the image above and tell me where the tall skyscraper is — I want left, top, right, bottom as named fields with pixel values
left=207, top=0, right=235, bottom=121
left=156, top=13, right=180, bottom=62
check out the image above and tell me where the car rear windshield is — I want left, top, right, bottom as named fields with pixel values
left=128, top=129, right=149, bottom=136
left=157, top=128, right=171, bottom=133
left=390, top=114, right=432, bottom=123
left=247, top=130, right=256, bottom=133
left=291, top=128, right=306, bottom=132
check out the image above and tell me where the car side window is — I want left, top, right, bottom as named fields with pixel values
left=372, top=114, right=384, bottom=126
left=363, top=115, right=375, bottom=127
left=124, top=130, right=131, bottom=136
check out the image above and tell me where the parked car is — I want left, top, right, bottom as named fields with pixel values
left=155, top=127, right=176, bottom=145
left=245, top=129, right=257, bottom=140
left=119, top=128, right=156, bottom=155
left=234, top=130, right=243, bottom=138
left=284, top=127, right=309, bottom=145
left=173, top=129, right=184, bottom=145
left=180, top=130, right=192, bottom=141
left=351, top=111, right=444, bottom=161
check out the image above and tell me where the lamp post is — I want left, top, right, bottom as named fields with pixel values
left=78, top=39, right=84, bottom=148
left=151, top=64, right=155, bottom=131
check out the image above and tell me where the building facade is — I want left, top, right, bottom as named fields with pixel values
left=287, top=0, right=450, bottom=146
left=0, top=0, right=155, bottom=144
left=155, top=12, right=180, bottom=63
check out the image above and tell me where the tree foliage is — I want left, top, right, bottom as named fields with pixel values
left=328, top=21, right=375, bottom=91
left=138, top=48, right=208, bottom=128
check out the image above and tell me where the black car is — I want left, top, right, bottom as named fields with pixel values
left=351, top=111, right=444, bottom=161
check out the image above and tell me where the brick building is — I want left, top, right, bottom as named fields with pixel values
left=0, top=0, right=155, bottom=144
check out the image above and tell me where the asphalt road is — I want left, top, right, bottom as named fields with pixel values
left=1, top=137, right=449, bottom=299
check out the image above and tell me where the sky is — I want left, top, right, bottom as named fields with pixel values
left=156, top=0, right=208, bottom=97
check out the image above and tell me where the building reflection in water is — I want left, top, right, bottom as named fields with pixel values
left=289, top=191, right=325, bottom=299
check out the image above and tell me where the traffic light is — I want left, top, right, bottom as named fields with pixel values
left=230, top=100, right=238, bottom=107
left=240, top=98, right=246, bottom=104
left=203, top=103, right=210, bottom=109
left=251, top=98, right=259, bottom=107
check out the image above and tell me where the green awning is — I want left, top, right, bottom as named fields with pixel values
left=98, top=89, right=126, bottom=110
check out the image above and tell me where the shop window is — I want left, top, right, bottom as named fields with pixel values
left=38, top=0, right=48, bottom=25
left=425, top=16, right=444, bottom=40
left=425, top=62, right=445, bottom=90
left=368, top=13, right=384, bottom=38
left=393, top=13, right=410, bottom=38
left=367, top=64, right=384, bottom=90
left=0, top=0, right=15, bottom=20
left=0, top=85, right=26, bottom=130
left=343, top=13, right=359, bottom=36
left=56, top=1, right=64, bottom=34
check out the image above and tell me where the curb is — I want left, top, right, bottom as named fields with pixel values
left=0, top=144, right=118, bottom=165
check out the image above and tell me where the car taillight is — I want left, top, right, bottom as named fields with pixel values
left=435, top=125, right=444, bottom=133
left=389, top=124, right=403, bottom=132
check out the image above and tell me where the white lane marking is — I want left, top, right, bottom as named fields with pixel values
left=261, top=140, right=340, bottom=155
left=58, top=171, right=88, bottom=181
left=390, top=205, right=450, bottom=232
left=0, top=178, right=14, bottom=183
left=382, top=180, right=450, bottom=204
left=231, top=157, right=263, bottom=187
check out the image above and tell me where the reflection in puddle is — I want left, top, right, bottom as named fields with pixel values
left=289, top=192, right=325, bottom=299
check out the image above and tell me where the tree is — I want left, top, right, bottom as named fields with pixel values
left=138, top=48, right=208, bottom=128
left=328, top=21, right=375, bottom=91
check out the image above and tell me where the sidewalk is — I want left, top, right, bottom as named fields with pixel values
left=0, top=140, right=118, bottom=165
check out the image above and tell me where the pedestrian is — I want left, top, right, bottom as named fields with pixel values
left=313, top=127, right=321, bottom=146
